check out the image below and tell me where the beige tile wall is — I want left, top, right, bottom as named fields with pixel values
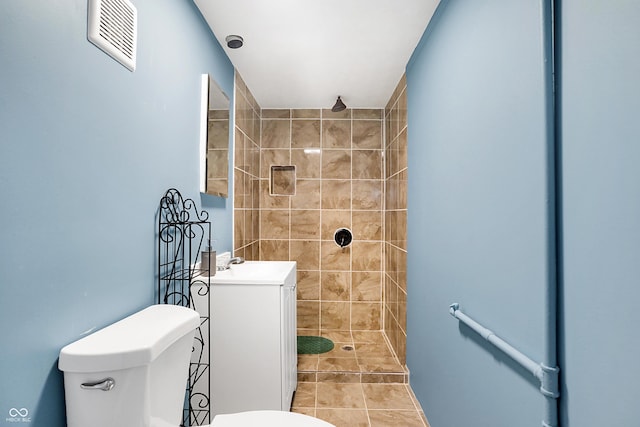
left=232, top=72, right=408, bottom=359
left=384, top=75, right=408, bottom=364
left=258, top=108, right=385, bottom=333
left=233, top=72, right=261, bottom=260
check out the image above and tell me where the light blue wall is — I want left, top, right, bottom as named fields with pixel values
left=407, top=0, right=640, bottom=425
left=0, top=1, right=233, bottom=425
left=559, top=1, right=640, bottom=426
left=406, top=1, right=553, bottom=425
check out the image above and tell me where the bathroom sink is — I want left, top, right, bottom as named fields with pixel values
left=209, top=261, right=296, bottom=286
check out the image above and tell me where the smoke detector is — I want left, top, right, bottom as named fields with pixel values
left=225, top=35, right=244, bottom=49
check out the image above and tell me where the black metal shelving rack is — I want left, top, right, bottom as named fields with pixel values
left=157, top=188, right=211, bottom=426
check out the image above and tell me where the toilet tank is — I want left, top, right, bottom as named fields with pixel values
left=58, top=305, right=200, bottom=427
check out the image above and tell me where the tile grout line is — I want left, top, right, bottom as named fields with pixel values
left=359, top=381, right=373, bottom=426
left=404, top=382, right=430, bottom=427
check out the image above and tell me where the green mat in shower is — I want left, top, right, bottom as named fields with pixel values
left=297, top=336, right=334, bottom=355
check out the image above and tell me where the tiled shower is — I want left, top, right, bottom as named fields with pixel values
left=233, top=72, right=408, bottom=377
left=383, top=75, right=408, bottom=365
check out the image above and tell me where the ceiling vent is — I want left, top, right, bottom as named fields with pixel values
left=87, top=0, right=137, bottom=71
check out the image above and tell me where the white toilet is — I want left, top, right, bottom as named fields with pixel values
left=58, top=305, right=333, bottom=427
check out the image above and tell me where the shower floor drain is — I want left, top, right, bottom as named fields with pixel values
left=341, top=345, right=354, bottom=351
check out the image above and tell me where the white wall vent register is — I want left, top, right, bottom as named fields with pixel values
left=87, top=0, right=137, bottom=71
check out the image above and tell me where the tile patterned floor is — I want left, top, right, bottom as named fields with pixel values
left=297, top=330, right=408, bottom=383
left=293, top=330, right=430, bottom=426
left=292, top=382, right=429, bottom=426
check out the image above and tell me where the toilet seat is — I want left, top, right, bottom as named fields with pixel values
left=209, top=410, right=335, bottom=426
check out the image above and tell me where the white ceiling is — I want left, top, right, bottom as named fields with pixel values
left=193, top=0, right=441, bottom=109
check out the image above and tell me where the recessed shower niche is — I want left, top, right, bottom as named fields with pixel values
left=270, top=165, right=296, bottom=196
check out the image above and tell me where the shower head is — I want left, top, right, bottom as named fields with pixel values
left=331, top=96, right=347, bottom=112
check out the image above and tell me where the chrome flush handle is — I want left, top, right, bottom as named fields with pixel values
left=80, top=377, right=115, bottom=391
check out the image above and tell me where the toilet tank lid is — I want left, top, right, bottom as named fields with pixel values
left=58, top=305, right=200, bottom=373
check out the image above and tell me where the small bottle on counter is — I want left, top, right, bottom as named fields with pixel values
left=200, top=239, right=216, bottom=276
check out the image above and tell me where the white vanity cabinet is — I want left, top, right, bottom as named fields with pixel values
left=208, top=261, right=297, bottom=417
